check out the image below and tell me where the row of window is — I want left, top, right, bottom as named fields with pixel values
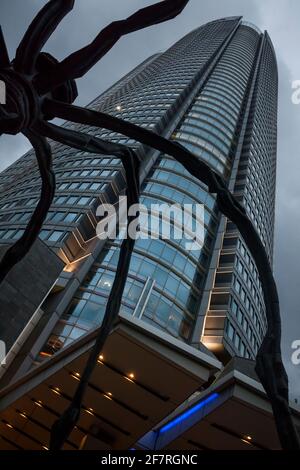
left=54, top=157, right=121, bottom=169
left=57, top=181, right=106, bottom=192
left=158, top=159, right=217, bottom=211
left=53, top=195, right=97, bottom=207
left=233, top=275, right=263, bottom=319
left=180, top=123, right=230, bottom=156
left=173, top=139, right=225, bottom=175
left=151, top=168, right=209, bottom=205
left=45, top=211, right=81, bottom=224
left=56, top=169, right=116, bottom=179
left=185, top=115, right=232, bottom=141
left=230, top=296, right=264, bottom=343
left=225, top=319, right=257, bottom=358
left=0, top=227, right=66, bottom=243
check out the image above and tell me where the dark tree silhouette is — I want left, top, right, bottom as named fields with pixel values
left=0, top=0, right=298, bottom=450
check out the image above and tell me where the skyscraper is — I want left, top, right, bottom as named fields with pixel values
left=0, top=17, right=284, bottom=450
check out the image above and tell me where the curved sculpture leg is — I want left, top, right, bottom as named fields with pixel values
left=14, top=0, right=74, bottom=74
left=36, top=122, right=140, bottom=450
left=35, top=0, right=189, bottom=93
left=0, top=131, right=55, bottom=283
left=0, top=26, right=10, bottom=67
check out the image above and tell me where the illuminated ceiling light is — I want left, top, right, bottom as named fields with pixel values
left=241, top=438, right=252, bottom=446
left=125, top=372, right=135, bottom=383
left=98, top=354, right=104, bottom=363
left=116, top=105, right=122, bottom=112
left=242, top=435, right=253, bottom=443
left=70, top=372, right=81, bottom=381
left=51, top=387, right=61, bottom=396
left=42, top=445, right=49, bottom=451
left=84, top=407, right=94, bottom=416
left=5, top=422, right=13, bottom=429
left=104, top=392, right=113, bottom=401
left=241, top=435, right=253, bottom=445
left=34, top=400, right=43, bottom=408
left=40, top=351, right=52, bottom=358
left=19, top=412, right=27, bottom=419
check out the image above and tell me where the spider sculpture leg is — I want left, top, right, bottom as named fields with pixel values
left=0, top=0, right=189, bottom=283
left=0, top=26, right=10, bottom=68
left=35, top=121, right=140, bottom=450
left=14, top=0, right=75, bottom=74
left=0, top=130, right=55, bottom=284
left=35, top=0, right=189, bottom=93
left=39, top=101, right=300, bottom=450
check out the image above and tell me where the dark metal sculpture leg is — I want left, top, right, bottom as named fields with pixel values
left=0, top=131, right=55, bottom=284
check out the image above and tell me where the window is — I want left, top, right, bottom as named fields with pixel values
left=56, top=196, right=67, bottom=204
left=48, top=230, right=65, bottom=242
left=231, top=299, right=238, bottom=316
left=243, top=317, right=249, bottom=333
left=50, top=212, right=64, bottom=222
left=64, top=212, right=78, bottom=223
left=39, top=229, right=51, bottom=240
left=78, top=197, right=90, bottom=206
left=58, top=183, right=68, bottom=190
left=66, top=197, right=77, bottom=205
left=234, top=333, right=241, bottom=350
left=79, top=182, right=89, bottom=190
left=12, top=229, right=25, bottom=239
left=90, top=183, right=103, bottom=190
left=2, top=229, right=16, bottom=239
left=234, top=278, right=241, bottom=294
left=226, top=321, right=234, bottom=341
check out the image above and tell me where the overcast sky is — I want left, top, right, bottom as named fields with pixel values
left=0, top=0, right=299, bottom=398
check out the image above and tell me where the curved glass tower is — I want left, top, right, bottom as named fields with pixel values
left=0, top=17, right=277, bottom=366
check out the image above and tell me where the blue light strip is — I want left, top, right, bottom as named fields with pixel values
left=159, top=392, right=219, bottom=434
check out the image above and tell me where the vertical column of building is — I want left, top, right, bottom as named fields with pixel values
left=201, top=28, right=278, bottom=361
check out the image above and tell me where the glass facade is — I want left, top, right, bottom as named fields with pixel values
left=0, top=17, right=277, bottom=365
left=202, top=27, right=277, bottom=359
